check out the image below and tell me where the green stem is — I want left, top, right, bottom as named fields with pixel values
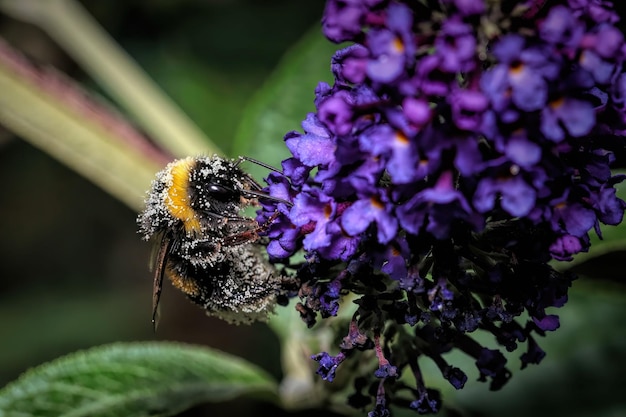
left=0, top=0, right=220, bottom=157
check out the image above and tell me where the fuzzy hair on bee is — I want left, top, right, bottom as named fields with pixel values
left=137, top=155, right=290, bottom=327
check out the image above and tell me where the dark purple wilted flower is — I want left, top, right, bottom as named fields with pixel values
left=312, top=351, right=347, bottom=382
left=258, top=0, right=626, bottom=415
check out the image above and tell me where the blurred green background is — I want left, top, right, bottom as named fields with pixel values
left=0, top=0, right=328, bottom=415
left=0, top=1, right=625, bottom=416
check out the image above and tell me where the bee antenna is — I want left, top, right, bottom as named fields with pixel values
left=243, top=189, right=293, bottom=207
left=236, top=156, right=284, bottom=175
left=233, top=156, right=292, bottom=206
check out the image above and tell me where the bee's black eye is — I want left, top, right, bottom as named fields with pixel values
left=208, top=183, right=229, bottom=194
left=207, top=183, right=236, bottom=200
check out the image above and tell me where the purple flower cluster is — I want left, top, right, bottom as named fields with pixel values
left=258, top=0, right=626, bottom=414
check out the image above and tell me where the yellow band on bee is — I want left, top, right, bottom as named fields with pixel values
left=165, top=157, right=201, bottom=234
left=166, top=263, right=201, bottom=297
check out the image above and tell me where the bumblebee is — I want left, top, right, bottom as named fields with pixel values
left=137, top=155, right=289, bottom=326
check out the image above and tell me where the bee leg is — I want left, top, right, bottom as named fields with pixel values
left=221, top=211, right=280, bottom=246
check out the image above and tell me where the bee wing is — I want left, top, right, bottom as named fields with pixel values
left=151, top=234, right=172, bottom=331
left=148, top=232, right=164, bottom=272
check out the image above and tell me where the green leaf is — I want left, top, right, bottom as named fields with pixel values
left=0, top=341, right=278, bottom=417
left=233, top=25, right=343, bottom=178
